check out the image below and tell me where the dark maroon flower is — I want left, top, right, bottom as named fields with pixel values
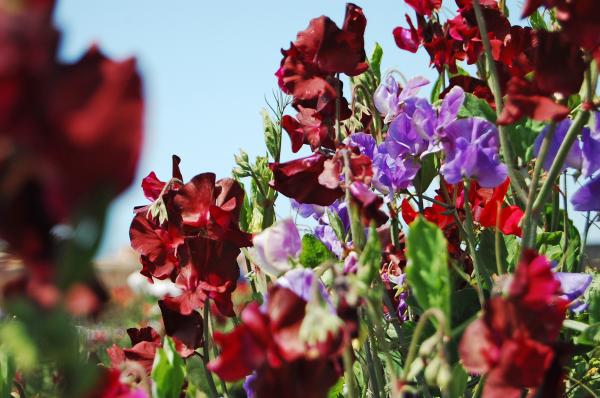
left=108, top=327, right=162, bottom=374
left=158, top=300, right=203, bottom=357
left=440, top=75, right=494, bottom=106
left=349, top=182, right=388, bottom=226
left=269, top=153, right=343, bottom=206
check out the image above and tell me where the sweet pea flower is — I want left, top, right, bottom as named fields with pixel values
left=440, top=117, right=508, bottom=188
left=276, top=268, right=334, bottom=312
left=373, top=74, right=429, bottom=123
left=252, top=219, right=301, bottom=276
left=554, top=272, right=593, bottom=312
left=533, top=119, right=584, bottom=172
left=582, top=112, right=600, bottom=177
left=344, top=132, right=377, bottom=160
left=572, top=174, right=600, bottom=211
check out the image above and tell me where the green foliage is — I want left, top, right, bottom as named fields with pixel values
left=327, top=210, right=347, bottom=243
left=529, top=10, right=548, bottom=30
left=357, top=224, right=381, bottom=284
left=262, top=109, right=280, bottom=162
left=0, top=348, right=15, bottom=398
left=589, top=285, right=600, bottom=324
left=430, top=72, right=444, bottom=104
left=151, top=337, right=186, bottom=398
left=507, top=118, right=544, bottom=165
left=447, top=363, right=468, bottom=398
left=475, top=230, right=502, bottom=288
left=406, top=217, right=451, bottom=321
left=458, top=93, right=496, bottom=122
left=538, top=208, right=582, bottom=272
left=299, top=234, right=334, bottom=268
left=327, top=377, right=345, bottom=398
left=413, top=153, right=439, bottom=195
left=369, top=43, right=383, bottom=84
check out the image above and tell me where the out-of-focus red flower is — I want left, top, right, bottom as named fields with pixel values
left=108, top=327, right=162, bottom=374
left=93, top=368, right=148, bottom=398
left=0, top=0, right=144, bottom=306
left=459, top=251, right=568, bottom=397
left=208, top=285, right=344, bottom=397
left=269, top=153, right=343, bottom=206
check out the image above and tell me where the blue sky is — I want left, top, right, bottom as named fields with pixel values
left=53, top=1, right=598, bottom=257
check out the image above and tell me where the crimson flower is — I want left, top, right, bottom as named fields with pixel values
left=269, top=153, right=343, bottom=206
left=459, top=251, right=568, bottom=397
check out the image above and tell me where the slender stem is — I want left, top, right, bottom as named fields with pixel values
left=463, top=181, right=489, bottom=306
left=343, top=150, right=365, bottom=250
left=388, top=202, right=401, bottom=249
left=532, top=110, right=589, bottom=214
left=471, top=0, right=528, bottom=204
left=343, top=345, right=358, bottom=398
left=364, top=338, right=382, bottom=398
left=565, top=375, right=599, bottom=398
left=578, top=212, right=594, bottom=272
left=335, top=74, right=343, bottom=143
left=202, top=304, right=219, bottom=398
left=494, top=203, right=505, bottom=275
left=521, top=124, right=556, bottom=249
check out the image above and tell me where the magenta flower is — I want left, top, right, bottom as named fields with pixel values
left=440, top=117, right=508, bottom=188
left=252, top=219, right=301, bottom=275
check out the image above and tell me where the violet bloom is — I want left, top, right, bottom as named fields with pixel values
left=290, top=199, right=327, bottom=220
left=252, top=219, right=301, bottom=276
left=582, top=112, right=600, bottom=178
left=243, top=373, right=257, bottom=398
left=344, top=132, right=377, bottom=160
left=373, top=74, right=429, bottom=123
left=276, top=268, right=334, bottom=311
left=555, top=272, right=593, bottom=313
left=572, top=174, right=600, bottom=211
left=372, top=145, right=420, bottom=195
left=533, top=119, right=584, bottom=172
left=440, top=117, right=508, bottom=188
left=315, top=224, right=344, bottom=258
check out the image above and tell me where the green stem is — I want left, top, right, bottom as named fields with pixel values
left=565, top=375, right=599, bottom=398
left=578, top=212, right=594, bottom=272
left=521, top=123, right=556, bottom=249
left=463, top=180, right=489, bottom=306
left=343, top=346, right=358, bottom=398
left=202, top=304, right=219, bottom=398
left=494, top=204, right=505, bottom=275
left=471, top=0, right=528, bottom=205
left=363, top=338, right=382, bottom=398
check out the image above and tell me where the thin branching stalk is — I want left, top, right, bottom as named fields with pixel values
left=463, top=180, right=489, bottom=306
left=202, top=303, right=219, bottom=398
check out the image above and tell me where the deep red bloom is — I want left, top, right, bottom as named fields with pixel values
left=162, top=237, right=241, bottom=317
left=404, top=0, right=442, bottom=16
left=349, top=182, right=388, bottom=226
left=208, top=285, right=344, bottom=397
left=475, top=178, right=524, bottom=236
left=459, top=251, right=568, bottom=397
left=269, top=153, right=343, bottom=206
left=281, top=107, right=335, bottom=153
left=108, top=327, right=162, bottom=374
left=392, top=15, right=420, bottom=53
left=158, top=300, right=203, bottom=357
left=92, top=368, right=148, bottom=398
left=440, top=75, right=494, bottom=106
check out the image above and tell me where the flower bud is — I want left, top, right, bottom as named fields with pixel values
left=436, top=363, right=452, bottom=391
left=424, top=356, right=441, bottom=386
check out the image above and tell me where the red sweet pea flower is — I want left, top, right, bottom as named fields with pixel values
left=349, top=182, right=389, bottom=226
left=158, top=300, right=203, bottom=357
left=404, top=0, right=442, bottom=16
left=108, top=327, right=162, bottom=374
left=93, top=368, right=148, bottom=398
left=459, top=251, right=568, bottom=397
left=392, top=15, right=421, bottom=53
left=208, top=285, right=344, bottom=397
left=440, top=75, right=494, bottom=107
left=281, top=107, right=335, bottom=153
left=269, top=152, right=343, bottom=206
left=475, top=178, right=524, bottom=236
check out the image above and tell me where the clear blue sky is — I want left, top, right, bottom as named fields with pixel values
left=53, top=0, right=597, bottom=257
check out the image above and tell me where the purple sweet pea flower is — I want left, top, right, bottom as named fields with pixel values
left=440, top=117, right=508, bottom=188
left=344, top=132, right=377, bottom=160
left=315, top=224, right=344, bottom=258
left=243, top=373, right=256, bottom=398
left=582, top=112, right=600, bottom=178
left=554, top=272, right=593, bottom=313
left=373, top=75, right=429, bottom=123
left=372, top=144, right=421, bottom=195
left=276, top=268, right=334, bottom=311
left=533, top=119, right=584, bottom=172
left=252, top=219, right=301, bottom=275
left=290, top=199, right=327, bottom=220
left=572, top=173, right=600, bottom=211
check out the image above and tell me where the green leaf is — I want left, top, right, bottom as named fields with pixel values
left=507, top=118, right=544, bottom=164
left=406, top=217, right=451, bottom=321
left=589, top=286, right=600, bottom=324
left=504, top=234, right=519, bottom=272
left=448, top=363, right=468, bottom=398
left=413, top=153, right=439, bottom=195
left=458, top=93, right=496, bottom=122
left=370, top=43, right=383, bottom=84
left=299, top=234, right=334, bottom=268
left=575, top=323, right=600, bottom=346
left=358, top=223, right=381, bottom=284
left=327, top=210, right=347, bottom=243
left=0, top=348, right=15, bottom=398
left=529, top=10, right=548, bottom=30
left=327, top=377, right=345, bottom=398
left=151, top=337, right=186, bottom=398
